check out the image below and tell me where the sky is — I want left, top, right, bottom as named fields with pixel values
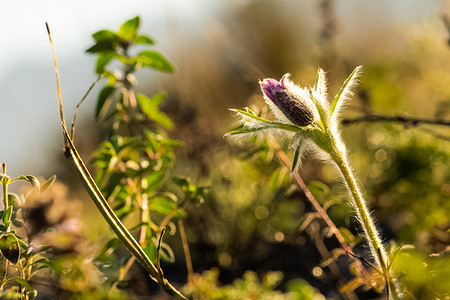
left=0, top=0, right=216, bottom=178
left=0, top=0, right=443, bottom=179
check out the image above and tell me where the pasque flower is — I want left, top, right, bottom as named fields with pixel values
left=259, top=75, right=314, bottom=127
left=226, top=67, right=357, bottom=172
left=226, top=66, right=402, bottom=299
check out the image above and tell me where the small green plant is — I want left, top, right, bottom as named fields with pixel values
left=226, top=67, right=402, bottom=299
left=47, top=16, right=207, bottom=299
left=183, top=268, right=325, bottom=300
left=86, top=16, right=207, bottom=286
left=0, top=163, right=57, bottom=299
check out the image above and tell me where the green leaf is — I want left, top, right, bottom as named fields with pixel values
left=0, top=233, right=20, bottom=264
left=7, top=193, right=20, bottom=207
left=92, top=30, right=118, bottom=42
left=96, top=86, right=115, bottom=119
left=13, top=175, right=40, bottom=192
left=288, top=279, right=324, bottom=298
left=149, top=196, right=185, bottom=218
left=339, top=227, right=356, bottom=245
left=172, top=177, right=189, bottom=189
left=268, top=167, right=288, bottom=191
left=228, top=108, right=302, bottom=132
left=143, top=242, right=157, bottom=262
left=86, top=40, right=117, bottom=53
left=31, top=258, right=51, bottom=266
left=2, top=206, right=13, bottom=227
left=41, top=175, right=56, bottom=194
left=143, top=170, right=166, bottom=193
left=330, top=66, right=362, bottom=115
left=17, top=239, right=28, bottom=250
left=224, top=127, right=268, bottom=136
left=137, top=50, right=174, bottom=72
left=291, top=146, right=300, bottom=173
left=27, top=175, right=40, bottom=192
left=307, top=180, right=330, bottom=197
left=96, top=52, right=115, bottom=75
left=135, top=34, right=155, bottom=45
left=172, top=177, right=208, bottom=205
left=136, top=93, right=173, bottom=129
left=8, top=277, right=35, bottom=294
left=118, top=16, right=140, bottom=42
left=339, top=227, right=355, bottom=245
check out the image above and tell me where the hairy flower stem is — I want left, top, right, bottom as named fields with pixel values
left=330, top=146, right=401, bottom=299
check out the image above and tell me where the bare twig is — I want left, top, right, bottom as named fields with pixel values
left=267, top=137, right=372, bottom=296
left=71, top=75, right=102, bottom=139
left=45, top=23, right=66, bottom=132
left=268, top=138, right=352, bottom=253
left=156, top=228, right=166, bottom=282
left=178, top=219, right=194, bottom=284
left=343, top=114, right=450, bottom=127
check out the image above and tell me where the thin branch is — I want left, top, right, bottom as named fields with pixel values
left=347, top=251, right=383, bottom=277
left=178, top=219, right=194, bottom=285
left=71, top=75, right=102, bottom=139
left=268, top=137, right=378, bottom=297
left=268, top=138, right=353, bottom=253
left=267, top=138, right=373, bottom=281
left=343, top=114, right=450, bottom=127
left=156, top=228, right=166, bottom=282
left=45, top=22, right=66, bottom=132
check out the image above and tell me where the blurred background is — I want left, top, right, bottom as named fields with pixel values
left=0, top=0, right=445, bottom=177
left=1, top=0, right=449, bottom=298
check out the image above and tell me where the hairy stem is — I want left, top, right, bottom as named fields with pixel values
left=331, top=147, right=401, bottom=299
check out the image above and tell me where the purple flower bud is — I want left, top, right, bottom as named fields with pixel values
left=260, top=75, right=314, bottom=126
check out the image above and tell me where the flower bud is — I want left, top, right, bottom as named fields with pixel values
left=260, top=75, right=314, bottom=126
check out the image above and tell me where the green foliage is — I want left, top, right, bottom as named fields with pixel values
left=117, top=16, right=140, bottom=42
left=173, top=177, right=208, bottom=204
left=137, top=50, right=174, bottom=72
left=345, top=125, right=450, bottom=244
left=184, top=268, right=324, bottom=299
left=87, top=16, right=173, bottom=76
left=199, top=132, right=308, bottom=255
left=0, top=233, right=20, bottom=264
left=85, top=16, right=205, bottom=291
left=136, top=93, right=173, bottom=129
left=392, top=246, right=450, bottom=299
left=0, top=166, right=57, bottom=299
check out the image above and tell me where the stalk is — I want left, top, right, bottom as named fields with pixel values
left=329, top=139, right=401, bottom=299
left=63, top=131, right=186, bottom=300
